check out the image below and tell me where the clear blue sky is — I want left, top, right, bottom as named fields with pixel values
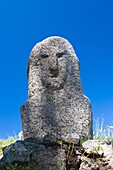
left=0, top=0, right=113, bottom=138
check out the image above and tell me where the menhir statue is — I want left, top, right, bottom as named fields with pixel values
left=21, top=36, right=93, bottom=143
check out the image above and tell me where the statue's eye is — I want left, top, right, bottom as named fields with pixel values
left=41, top=54, right=48, bottom=58
left=56, top=52, right=65, bottom=58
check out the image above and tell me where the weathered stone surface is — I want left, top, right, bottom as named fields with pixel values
left=62, top=132, right=80, bottom=145
left=82, top=140, right=113, bottom=157
left=0, top=140, right=66, bottom=170
left=1, top=141, right=45, bottom=164
left=21, top=36, right=93, bottom=143
left=79, top=140, right=113, bottom=170
left=79, top=157, right=100, bottom=170
left=0, top=136, right=81, bottom=170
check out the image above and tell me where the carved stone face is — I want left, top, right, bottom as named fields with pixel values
left=39, top=45, right=67, bottom=90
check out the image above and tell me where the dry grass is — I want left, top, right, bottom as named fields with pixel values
left=93, top=117, right=113, bottom=140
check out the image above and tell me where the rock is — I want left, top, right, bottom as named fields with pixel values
left=109, top=156, right=113, bottom=169
left=21, top=36, right=93, bottom=144
left=79, top=157, right=99, bottom=170
left=1, top=140, right=39, bottom=164
left=80, top=140, right=113, bottom=170
left=0, top=140, right=66, bottom=170
left=82, top=140, right=113, bottom=157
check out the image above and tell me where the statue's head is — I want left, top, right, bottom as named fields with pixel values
left=37, top=37, right=68, bottom=90
left=27, top=36, right=79, bottom=92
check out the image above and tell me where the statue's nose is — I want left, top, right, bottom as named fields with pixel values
left=49, top=67, right=58, bottom=77
left=49, top=58, right=58, bottom=77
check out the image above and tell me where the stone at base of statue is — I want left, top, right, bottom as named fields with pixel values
left=0, top=140, right=66, bottom=170
left=1, top=139, right=113, bottom=170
